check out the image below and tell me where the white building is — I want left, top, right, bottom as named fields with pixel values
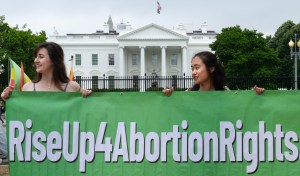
left=48, top=17, right=217, bottom=89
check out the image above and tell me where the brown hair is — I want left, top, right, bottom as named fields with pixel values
left=32, top=42, right=69, bottom=90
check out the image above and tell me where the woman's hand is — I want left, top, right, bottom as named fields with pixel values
left=162, top=87, right=174, bottom=96
left=1, top=86, right=14, bottom=101
left=80, top=88, right=92, bottom=97
left=253, top=85, right=265, bottom=95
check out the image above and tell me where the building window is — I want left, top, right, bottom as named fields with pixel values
left=172, top=75, right=177, bottom=88
left=92, top=76, right=98, bottom=89
left=108, top=76, right=115, bottom=89
left=133, top=75, right=139, bottom=88
left=132, top=54, right=138, bottom=66
left=151, top=54, right=158, bottom=66
left=75, top=76, right=82, bottom=86
left=170, top=54, right=177, bottom=66
left=92, top=54, right=98, bottom=65
left=75, top=54, right=81, bottom=66
left=109, top=54, right=114, bottom=65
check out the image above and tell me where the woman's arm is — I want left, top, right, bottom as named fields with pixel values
left=253, top=85, right=265, bottom=95
left=67, top=81, right=92, bottom=97
left=162, top=87, right=174, bottom=96
left=1, top=86, right=14, bottom=101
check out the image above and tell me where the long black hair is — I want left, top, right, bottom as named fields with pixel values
left=191, top=51, right=226, bottom=91
left=32, top=42, right=69, bottom=90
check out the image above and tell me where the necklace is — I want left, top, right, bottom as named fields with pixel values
left=48, top=81, right=53, bottom=89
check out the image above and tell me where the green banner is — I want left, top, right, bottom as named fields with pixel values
left=6, top=91, right=300, bottom=176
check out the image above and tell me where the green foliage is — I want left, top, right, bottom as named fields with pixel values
left=268, top=20, right=300, bottom=77
left=210, top=26, right=279, bottom=77
left=268, top=20, right=295, bottom=53
left=0, top=15, right=47, bottom=86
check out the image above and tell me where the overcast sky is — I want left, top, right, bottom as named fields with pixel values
left=1, top=0, right=300, bottom=37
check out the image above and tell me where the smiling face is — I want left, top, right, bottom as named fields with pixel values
left=34, top=48, right=53, bottom=74
left=191, top=56, right=213, bottom=88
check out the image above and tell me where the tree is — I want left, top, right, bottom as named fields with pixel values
left=0, top=15, right=47, bottom=87
left=210, top=26, right=278, bottom=77
left=268, top=20, right=300, bottom=79
left=268, top=20, right=295, bottom=51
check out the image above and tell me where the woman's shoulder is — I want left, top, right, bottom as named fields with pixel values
left=22, top=82, right=34, bottom=91
left=66, top=81, right=81, bottom=92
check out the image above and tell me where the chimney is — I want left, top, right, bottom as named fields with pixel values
left=201, top=22, right=208, bottom=33
left=103, top=23, right=109, bottom=33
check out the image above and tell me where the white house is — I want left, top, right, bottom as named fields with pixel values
left=48, top=17, right=217, bottom=89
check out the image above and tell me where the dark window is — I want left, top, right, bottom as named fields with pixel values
left=132, top=54, right=138, bottom=66
left=170, top=54, right=177, bottom=65
left=92, top=54, right=98, bottom=65
left=172, top=75, right=177, bottom=88
left=92, top=76, right=98, bottom=89
left=109, top=54, right=114, bottom=65
left=108, top=76, right=115, bottom=89
left=133, top=75, right=139, bottom=88
left=75, top=76, right=82, bottom=86
left=75, top=54, right=81, bottom=66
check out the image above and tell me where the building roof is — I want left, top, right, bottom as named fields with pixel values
left=117, top=23, right=189, bottom=41
left=66, top=30, right=119, bottom=36
left=187, top=30, right=218, bottom=35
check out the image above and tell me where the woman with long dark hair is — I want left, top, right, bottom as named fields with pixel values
left=1, top=42, right=91, bottom=100
left=189, top=51, right=226, bottom=91
left=163, top=51, right=264, bottom=95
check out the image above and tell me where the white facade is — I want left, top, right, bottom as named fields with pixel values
left=48, top=22, right=217, bottom=80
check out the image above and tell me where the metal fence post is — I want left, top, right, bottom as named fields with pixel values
left=144, top=73, right=147, bottom=92
left=103, top=74, right=106, bottom=90
left=183, top=73, right=186, bottom=90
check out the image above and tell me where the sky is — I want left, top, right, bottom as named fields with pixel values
left=1, top=0, right=300, bottom=37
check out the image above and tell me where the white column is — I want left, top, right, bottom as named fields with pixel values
left=119, top=46, right=124, bottom=76
left=161, top=46, right=167, bottom=88
left=140, top=46, right=146, bottom=76
left=181, top=46, right=187, bottom=75
left=140, top=46, right=146, bottom=92
left=161, top=46, right=167, bottom=76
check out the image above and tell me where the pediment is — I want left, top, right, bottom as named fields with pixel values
left=74, top=69, right=84, bottom=75
left=106, top=69, right=117, bottom=76
left=89, top=70, right=101, bottom=75
left=117, top=23, right=188, bottom=41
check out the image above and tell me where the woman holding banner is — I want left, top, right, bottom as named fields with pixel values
left=1, top=42, right=91, bottom=101
left=163, top=51, right=264, bottom=96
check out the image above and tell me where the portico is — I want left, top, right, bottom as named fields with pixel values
left=117, top=23, right=189, bottom=77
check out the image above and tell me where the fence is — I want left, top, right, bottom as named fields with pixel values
left=0, top=76, right=296, bottom=92
left=75, top=76, right=296, bottom=92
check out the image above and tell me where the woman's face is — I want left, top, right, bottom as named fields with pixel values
left=191, top=56, right=211, bottom=85
left=34, top=48, right=53, bottom=74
